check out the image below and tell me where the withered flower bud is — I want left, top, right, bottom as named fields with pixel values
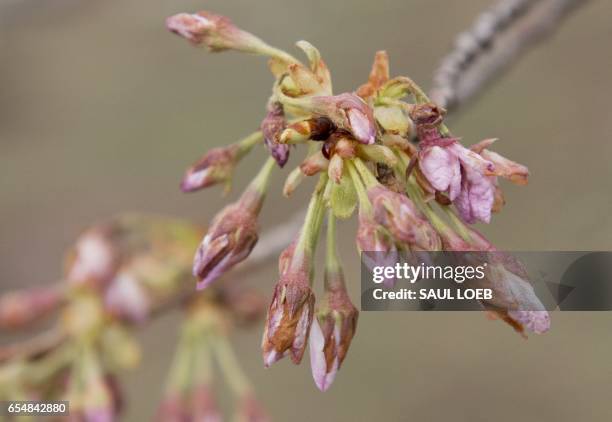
left=261, top=265, right=315, bottom=367
left=194, top=193, right=261, bottom=290
left=368, top=185, right=441, bottom=250
left=309, top=270, right=358, bottom=392
left=261, top=102, right=290, bottom=167
left=167, top=11, right=266, bottom=54
left=180, top=144, right=240, bottom=192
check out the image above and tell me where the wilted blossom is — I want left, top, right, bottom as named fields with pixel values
left=309, top=270, right=358, bottom=391
left=309, top=93, right=377, bottom=145
left=180, top=144, right=241, bottom=192
left=368, top=185, right=441, bottom=250
left=469, top=252, right=550, bottom=335
left=262, top=246, right=315, bottom=367
left=412, top=103, right=529, bottom=224
left=261, top=102, right=290, bottom=167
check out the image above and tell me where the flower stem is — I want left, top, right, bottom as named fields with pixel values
left=291, top=174, right=328, bottom=278
left=236, top=131, right=264, bottom=159
left=352, top=158, right=379, bottom=189
left=211, top=334, right=251, bottom=397
left=346, top=160, right=373, bottom=215
left=325, top=211, right=346, bottom=291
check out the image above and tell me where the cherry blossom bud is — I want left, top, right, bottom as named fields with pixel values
left=261, top=265, right=315, bottom=367
left=156, top=393, right=187, bottom=422
left=356, top=212, right=396, bottom=254
left=180, top=144, right=240, bottom=192
left=299, top=151, right=329, bottom=176
left=309, top=271, right=358, bottom=392
left=235, top=394, right=270, bottom=422
left=194, top=193, right=261, bottom=289
left=283, top=167, right=306, bottom=197
left=368, top=185, right=441, bottom=250
left=328, top=154, right=344, bottom=184
left=66, top=231, right=116, bottom=287
left=104, top=272, right=151, bottom=324
left=166, top=11, right=270, bottom=54
left=0, top=286, right=62, bottom=329
left=191, top=385, right=222, bottom=422
left=261, top=102, right=290, bottom=167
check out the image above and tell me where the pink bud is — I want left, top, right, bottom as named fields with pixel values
left=194, top=195, right=261, bottom=289
left=166, top=11, right=262, bottom=53
left=368, top=185, right=441, bottom=250
left=180, top=145, right=239, bottom=192
left=104, top=272, right=151, bottom=324
left=261, top=102, right=290, bottom=167
left=309, top=276, right=358, bottom=392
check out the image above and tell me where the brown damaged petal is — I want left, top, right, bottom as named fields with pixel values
left=262, top=270, right=315, bottom=367
left=309, top=273, right=358, bottom=391
left=356, top=50, right=390, bottom=99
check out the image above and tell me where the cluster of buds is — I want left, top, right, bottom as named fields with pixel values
left=168, top=10, right=549, bottom=391
left=0, top=214, right=268, bottom=421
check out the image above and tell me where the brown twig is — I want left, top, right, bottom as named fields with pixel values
left=430, top=0, right=589, bottom=113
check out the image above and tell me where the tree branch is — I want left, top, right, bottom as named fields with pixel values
left=430, top=0, right=589, bottom=113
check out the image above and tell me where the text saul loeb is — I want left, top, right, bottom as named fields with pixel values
left=370, top=262, right=494, bottom=301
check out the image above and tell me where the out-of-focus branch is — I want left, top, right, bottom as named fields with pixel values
left=430, top=0, right=589, bottom=113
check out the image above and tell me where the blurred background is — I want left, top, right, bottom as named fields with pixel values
left=1, top=0, right=611, bottom=420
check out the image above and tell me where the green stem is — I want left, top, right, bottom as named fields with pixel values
left=166, top=324, right=195, bottom=394
left=346, top=160, right=372, bottom=215
left=211, top=334, right=251, bottom=397
left=291, top=174, right=328, bottom=277
left=352, top=157, right=380, bottom=189
left=241, top=156, right=276, bottom=212
left=325, top=212, right=346, bottom=291
left=440, top=205, right=473, bottom=242
left=236, top=131, right=264, bottom=159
